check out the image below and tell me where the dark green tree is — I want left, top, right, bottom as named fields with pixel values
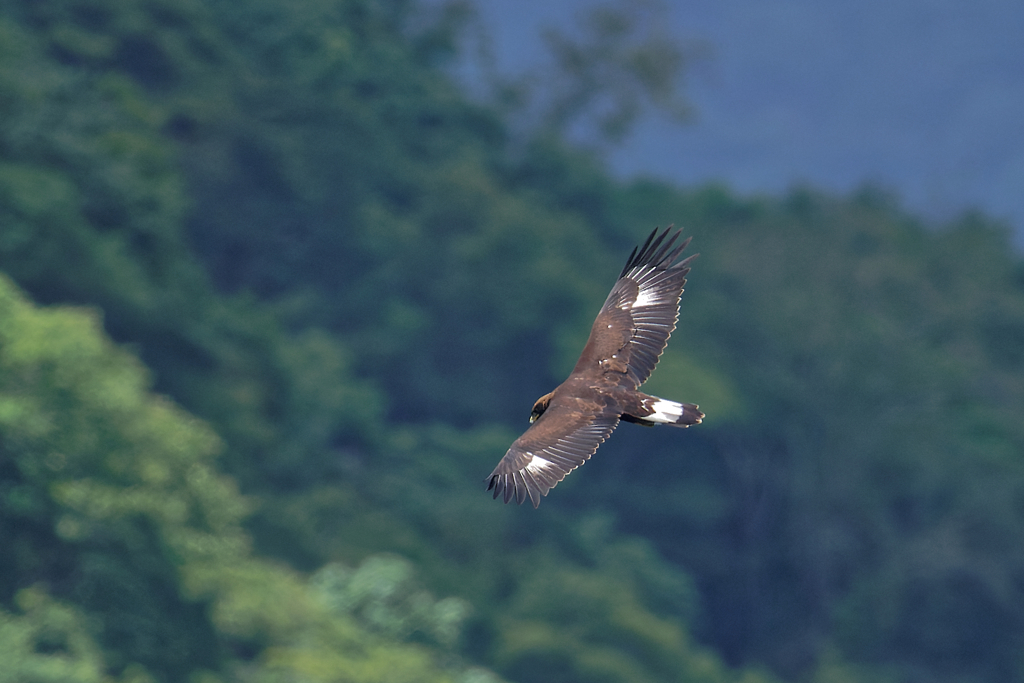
left=5, top=1, right=1024, bottom=682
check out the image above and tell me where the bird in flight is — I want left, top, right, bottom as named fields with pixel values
left=487, top=226, right=704, bottom=507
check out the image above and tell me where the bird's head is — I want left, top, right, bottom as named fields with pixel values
left=530, top=392, right=554, bottom=423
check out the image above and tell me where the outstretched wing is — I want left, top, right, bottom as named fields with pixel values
left=487, top=401, right=620, bottom=508
left=571, top=226, right=696, bottom=388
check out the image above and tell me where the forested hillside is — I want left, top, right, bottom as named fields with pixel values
left=2, top=1, right=1024, bottom=682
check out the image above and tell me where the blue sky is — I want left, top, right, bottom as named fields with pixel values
left=460, top=0, right=1024, bottom=244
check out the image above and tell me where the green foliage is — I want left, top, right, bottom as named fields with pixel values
left=607, top=184, right=1024, bottom=681
left=0, top=3, right=388, bottom=496
left=492, top=529, right=722, bottom=683
left=0, top=273, right=227, bottom=677
left=4, top=1, right=1024, bottom=683
left=0, top=588, right=115, bottom=683
left=312, top=555, right=471, bottom=648
left=0, top=275, right=489, bottom=682
left=532, top=0, right=703, bottom=143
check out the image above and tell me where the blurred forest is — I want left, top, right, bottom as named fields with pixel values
left=2, top=1, right=1024, bottom=682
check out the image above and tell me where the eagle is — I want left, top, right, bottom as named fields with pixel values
left=487, top=226, right=704, bottom=508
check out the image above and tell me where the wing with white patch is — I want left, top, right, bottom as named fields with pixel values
left=572, top=227, right=696, bottom=388
left=486, top=405, right=620, bottom=508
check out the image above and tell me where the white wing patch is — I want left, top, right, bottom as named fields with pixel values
left=634, top=284, right=660, bottom=308
left=525, top=454, right=559, bottom=476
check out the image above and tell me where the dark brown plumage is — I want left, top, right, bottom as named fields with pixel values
left=487, top=226, right=704, bottom=508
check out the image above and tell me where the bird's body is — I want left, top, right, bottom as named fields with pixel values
left=487, top=226, right=703, bottom=507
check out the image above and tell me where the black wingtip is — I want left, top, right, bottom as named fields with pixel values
left=485, top=471, right=544, bottom=508
left=621, top=226, right=691, bottom=277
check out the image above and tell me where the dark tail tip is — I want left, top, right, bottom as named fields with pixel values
left=680, top=403, right=704, bottom=426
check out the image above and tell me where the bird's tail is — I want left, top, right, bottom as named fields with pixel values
left=625, top=395, right=704, bottom=427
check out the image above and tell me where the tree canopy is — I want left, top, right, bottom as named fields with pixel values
left=2, top=1, right=1024, bottom=682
